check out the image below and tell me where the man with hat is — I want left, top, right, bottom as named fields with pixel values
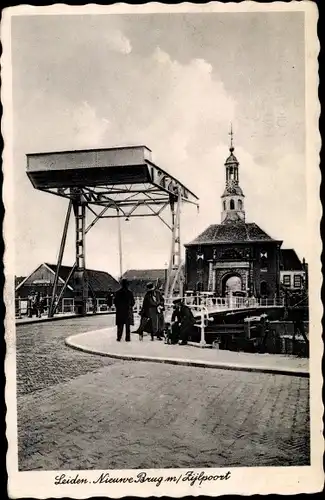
left=114, top=278, right=135, bottom=342
left=171, top=297, right=196, bottom=345
left=135, top=282, right=160, bottom=341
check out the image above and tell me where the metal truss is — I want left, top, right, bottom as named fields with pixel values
left=47, top=183, right=198, bottom=317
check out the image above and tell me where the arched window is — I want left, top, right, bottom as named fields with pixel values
left=230, top=199, right=235, bottom=210
left=223, top=201, right=226, bottom=211
left=238, top=199, right=243, bottom=210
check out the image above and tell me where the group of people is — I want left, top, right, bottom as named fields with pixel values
left=26, top=291, right=47, bottom=318
left=113, top=279, right=196, bottom=345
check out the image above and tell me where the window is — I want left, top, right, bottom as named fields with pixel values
left=230, top=199, right=235, bottom=210
left=223, top=200, right=226, bottom=210
left=260, top=250, right=268, bottom=270
left=294, top=275, right=302, bottom=288
left=238, top=199, right=243, bottom=210
left=282, top=275, right=291, bottom=287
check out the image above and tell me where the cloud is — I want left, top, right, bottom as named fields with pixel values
left=104, top=29, right=132, bottom=54
left=69, top=101, right=110, bottom=148
left=132, top=48, right=236, bottom=175
left=13, top=40, right=307, bottom=276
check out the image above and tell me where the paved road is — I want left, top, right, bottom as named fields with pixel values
left=16, top=315, right=118, bottom=396
left=16, top=317, right=310, bottom=470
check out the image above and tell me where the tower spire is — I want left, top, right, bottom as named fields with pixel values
left=229, top=123, right=234, bottom=152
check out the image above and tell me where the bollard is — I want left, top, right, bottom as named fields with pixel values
left=199, top=305, right=206, bottom=346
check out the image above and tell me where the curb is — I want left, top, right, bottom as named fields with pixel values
left=16, top=311, right=115, bottom=326
left=65, top=337, right=309, bottom=378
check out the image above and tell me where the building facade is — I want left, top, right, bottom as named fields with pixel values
left=15, top=263, right=119, bottom=312
left=279, top=249, right=307, bottom=290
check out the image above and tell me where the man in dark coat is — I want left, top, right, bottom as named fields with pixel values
left=114, top=279, right=135, bottom=342
left=136, top=283, right=159, bottom=341
left=106, top=288, right=114, bottom=310
left=155, top=285, right=165, bottom=340
left=171, top=298, right=196, bottom=345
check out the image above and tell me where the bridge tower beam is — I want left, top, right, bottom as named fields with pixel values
left=72, top=192, right=88, bottom=316
left=48, top=200, right=72, bottom=317
left=164, top=190, right=184, bottom=301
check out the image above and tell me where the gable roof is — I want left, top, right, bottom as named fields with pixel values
left=45, top=264, right=120, bottom=292
left=15, top=263, right=119, bottom=293
left=15, top=276, right=26, bottom=288
left=122, top=265, right=185, bottom=282
left=186, top=222, right=278, bottom=246
left=122, top=269, right=166, bottom=281
left=280, top=249, right=304, bottom=271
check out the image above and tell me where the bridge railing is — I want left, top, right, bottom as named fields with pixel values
left=164, top=295, right=284, bottom=311
left=15, top=293, right=285, bottom=319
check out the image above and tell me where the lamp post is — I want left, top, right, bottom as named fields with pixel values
left=117, top=208, right=123, bottom=279
left=164, top=261, right=168, bottom=286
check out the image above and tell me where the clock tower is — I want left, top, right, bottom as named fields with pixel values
left=221, top=125, right=245, bottom=223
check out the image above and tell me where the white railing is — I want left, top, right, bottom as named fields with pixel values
left=163, top=300, right=210, bottom=346
left=164, top=295, right=284, bottom=311
left=15, top=293, right=285, bottom=320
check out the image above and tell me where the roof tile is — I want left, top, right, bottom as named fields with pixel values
left=186, top=222, right=276, bottom=245
left=45, top=264, right=119, bottom=292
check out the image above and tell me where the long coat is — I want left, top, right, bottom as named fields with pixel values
left=114, top=288, right=135, bottom=326
left=172, top=304, right=195, bottom=332
left=141, top=290, right=159, bottom=334
left=156, top=290, right=165, bottom=333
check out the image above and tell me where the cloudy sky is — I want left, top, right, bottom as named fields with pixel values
left=11, top=11, right=306, bottom=278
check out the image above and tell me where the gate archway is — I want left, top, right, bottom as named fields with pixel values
left=221, top=273, right=242, bottom=296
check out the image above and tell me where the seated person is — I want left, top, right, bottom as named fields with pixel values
left=168, top=298, right=196, bottom=345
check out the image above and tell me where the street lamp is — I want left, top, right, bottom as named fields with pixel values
left=117, top=208, right=123, bottom=279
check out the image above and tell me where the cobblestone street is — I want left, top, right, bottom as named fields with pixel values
left=16, top=317, right=310, bottom=470
left=16, top=315, right=118, bottom=396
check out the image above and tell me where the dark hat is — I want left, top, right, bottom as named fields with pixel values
left=147, top=282, right=154, bottom=290
left=173, top=298, right=182, bottom=304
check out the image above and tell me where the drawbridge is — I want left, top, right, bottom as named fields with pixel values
left=26, top=145, right=199, bottom=316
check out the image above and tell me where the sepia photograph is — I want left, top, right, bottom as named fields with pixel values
left=2, top=2, right=322, bottom=498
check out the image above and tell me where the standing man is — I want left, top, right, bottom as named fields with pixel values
left=27, top=291, right=34, bottom=318
left=136, top=283, right=159, bottom=341
left=32, top=291, right=41, bottom=318
left=114, top=279, right=135, bottom=342
left=155, top=285, right=165, bottom=340
left=106, top=288, right=114, bottom=310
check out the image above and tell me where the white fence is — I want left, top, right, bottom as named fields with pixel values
left=15, top=294, right=284, bottom=320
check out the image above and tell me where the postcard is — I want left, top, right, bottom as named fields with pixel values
left=2, top=2, right=322, bottom=498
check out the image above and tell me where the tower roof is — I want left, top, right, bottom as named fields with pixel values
left=224, top=152, right=239, bottom=165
